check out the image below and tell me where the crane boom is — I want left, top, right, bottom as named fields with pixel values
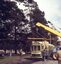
left=36, top=22, right=61, bottom=38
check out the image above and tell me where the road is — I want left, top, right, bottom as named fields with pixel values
left=17, top=55, right=59, bottom=64
left=18, top=58, right=59, bottom=64
left=17, top=58, right=59, bottom=64
left=0, top=54, right=61, bottom=64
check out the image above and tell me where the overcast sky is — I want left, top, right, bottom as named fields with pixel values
left=34, top=0, right=61, bottom=31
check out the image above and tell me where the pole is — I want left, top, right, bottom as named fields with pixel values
left=48, top=33, right=51, bottom=44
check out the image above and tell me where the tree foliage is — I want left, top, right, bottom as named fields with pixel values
left=0, top=0, right=25, bottom=52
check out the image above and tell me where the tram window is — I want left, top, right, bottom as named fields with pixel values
left=32, top=46, right=33, bottom=51
left=38, top=46, right=40, bottom=50
left=32, top=46, right=36, bottom=51
left=34, top=46, right=36, bottom=51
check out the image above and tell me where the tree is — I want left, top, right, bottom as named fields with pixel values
left=22, top=0, right=48, bottom=38
left=0, top=0, right=25, bottom=53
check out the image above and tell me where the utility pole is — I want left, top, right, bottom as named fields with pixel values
left=48, top=32, right=51, bottom=44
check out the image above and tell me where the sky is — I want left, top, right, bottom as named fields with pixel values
left=34, top=0, right=61, bottom=32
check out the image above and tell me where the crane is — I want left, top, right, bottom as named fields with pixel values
left=36, top=22, right=61, bottom=38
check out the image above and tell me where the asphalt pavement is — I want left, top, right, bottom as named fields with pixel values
left=18, top=55, right=59, bottom=64
left=0, top=54, right=61, bottom=64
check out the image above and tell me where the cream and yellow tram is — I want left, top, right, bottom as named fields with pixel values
left=31, top=41, right=45, bottom=58
left=28, top=38, right=55, bottom=59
